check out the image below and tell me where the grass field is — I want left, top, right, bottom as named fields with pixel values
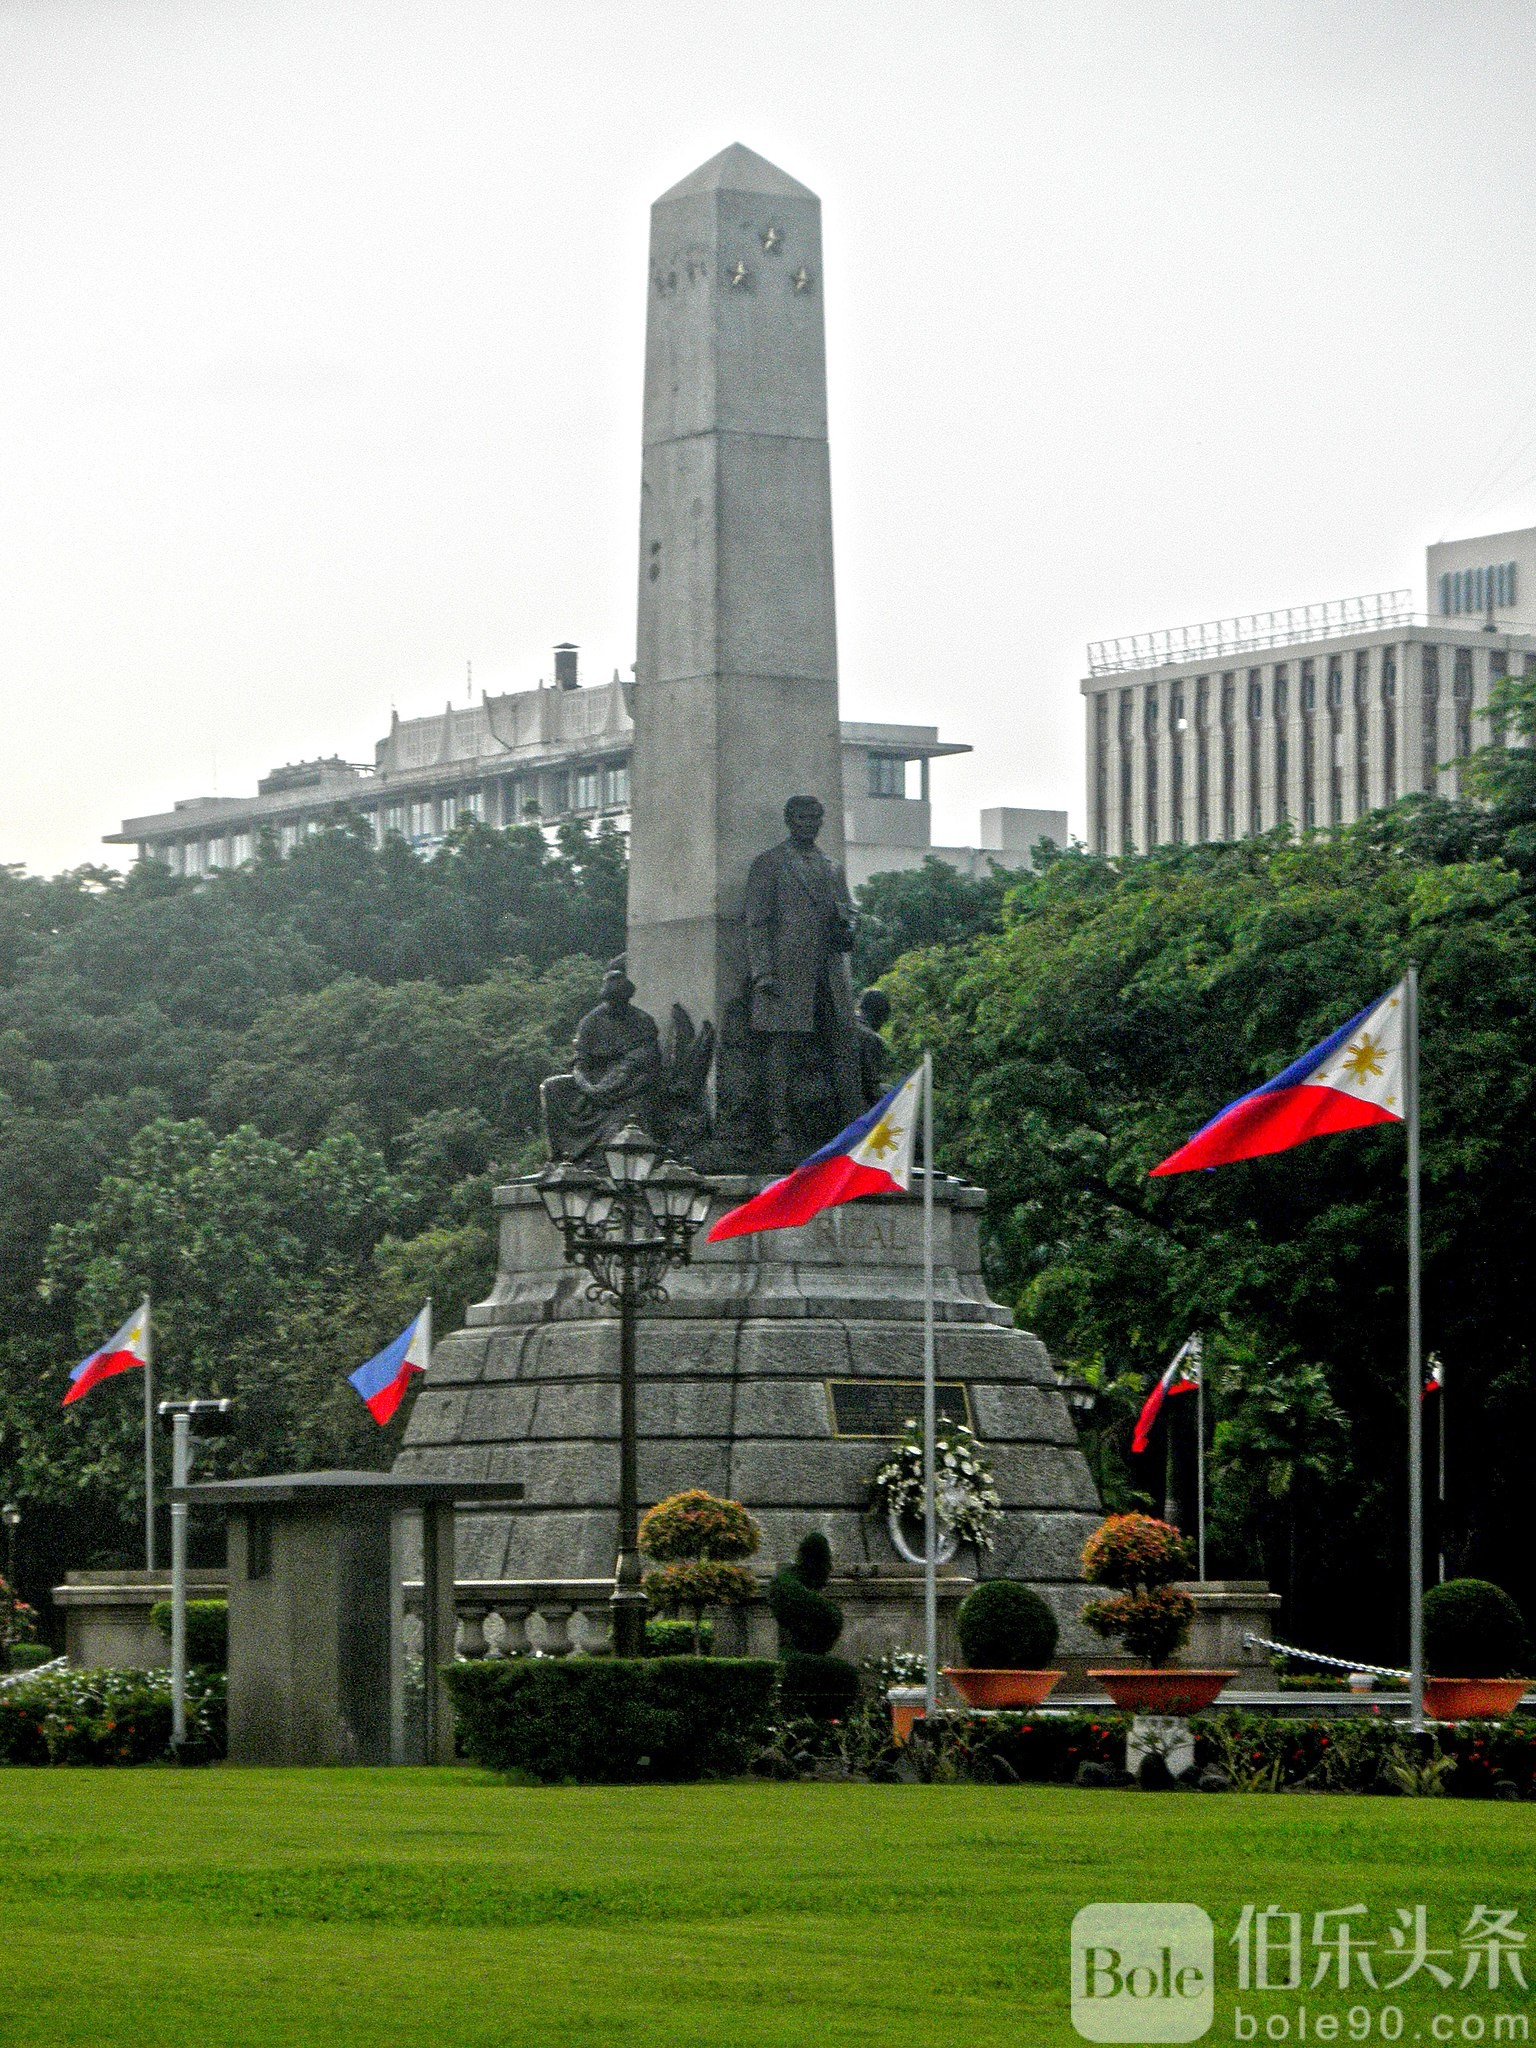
left=1, top=1770, right=1534, bottom=2047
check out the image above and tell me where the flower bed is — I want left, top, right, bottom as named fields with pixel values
left=0, top=1666, right=226, bottom=1765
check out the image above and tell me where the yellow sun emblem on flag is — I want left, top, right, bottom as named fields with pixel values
left=1339, top=1032, right=1385, bottom=1086
left=863, top=1116, right=902, bottom=1160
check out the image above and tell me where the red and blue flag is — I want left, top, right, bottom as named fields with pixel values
left=349, top=1304, right=432, bottom=1424
left=63, top=1301, right=150, bottom=1407
left=708, top=1068, right=923, bottom=1242
left=1151, top=982, right=1406, bottom=1177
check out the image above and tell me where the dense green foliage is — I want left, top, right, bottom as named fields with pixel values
left=955, top=1578, right=1059, bottom=1669
left=1423, top=1578, right=1532, bottom=1678
left=767, top=1532, right=846, bottom=1658
left=777, top=1651, right=861, bottom=1720
left=443, top=1656, right=779, bottom=1781
left=0, top=819, right=620, bottom=1594
left=149, top=1597, right=228, bottom=1669
left=881, top=692, right=1536, bottom=1661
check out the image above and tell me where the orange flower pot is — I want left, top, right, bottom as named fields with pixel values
left=1423, top=1677, right=1529, bottom=1721
left=941, top=1668, right=1063, bottom=1710
left=887, top=1687, right=927, bottom=1743
left=1089, top=1669, right=1236, bottom=1715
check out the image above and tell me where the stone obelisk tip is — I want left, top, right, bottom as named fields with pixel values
left=656, top=143, right=817, bottom=204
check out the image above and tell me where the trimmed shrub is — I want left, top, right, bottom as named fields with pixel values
left=443, top=1657, right=778, bottom=1781
left=956, top=1580, right=1059, bottom=1668
left=1423, top=1579, right=1531, bottom=1678
left=1081, top=1513, right=1196, bottom=1667
left=792, top=1532, right=832, bottom=1591
left=645, top=1617, right=714, bottom=1657
left=779, top=1652, right=861, bottom=1721
left=150, top=1599, right=228, bottom=1671
left=0, top=1667, right=227, bottom=1765
left=640, top=1490, right=760, bottom=1652
left=5, top=1644, right=54, bottom=1674
left=767, top=1567, right=843, bottom=1656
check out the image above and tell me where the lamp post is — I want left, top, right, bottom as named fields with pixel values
left=536, top=1126, right=712, bottom=1657
left=1, top=1502, right=19, bottom=1670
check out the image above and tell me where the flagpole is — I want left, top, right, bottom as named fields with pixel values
left=1195, top=1337, right=1206, bottom=1583
left=921, top=1050, right=938, bottom=1725
left=143, top=1298, right=155, bottom=1575
left=1437, top=1360, right=1446, bottom=1585
left=1406, top=962, right=1424, bottom=1735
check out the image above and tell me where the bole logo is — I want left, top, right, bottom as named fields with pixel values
left=1071, top=1905, right=1215, bottom=2042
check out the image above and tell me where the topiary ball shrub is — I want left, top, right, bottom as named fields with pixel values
left=779, top=1652, right=861, bottom=1721
left=956, top=1580, right=1059, bottom=1669
left=150, top=1598, right=228, bottom=1670
left=1081, top=1514, right=1196, bottom=1668
left=767, top=1566, right=843, bottom=1656
left=792, top=1532, right=832, bottom=1591
left=1424, top=1578, right=1531, bottom=1679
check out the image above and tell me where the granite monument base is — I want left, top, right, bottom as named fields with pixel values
left=397, top=1172, right=1102, bottom=1659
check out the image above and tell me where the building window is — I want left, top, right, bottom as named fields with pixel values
left=1300, top=660, right=1317, bottom=828
left=462, top=789, right=484, bottom=823
left=1273, top=665, right=1289, bottom=822
left=1422, top=646, right=1440, bottom=791
left=867, top=753, right=907, bottom=798
left=409, top=800, right=433, bottom=839
left=1453, top=647, right=1473, bottom=760
left=1144, top=689, right=1159, bottom=844
left=384, top=803, right=405, bottom=836
left=1220, top=673, right=1235, bottom=839
left=1381, top=648, right=1397, bottom=802
left=230, top=832, right=253, bottom=866
left=280, top=824, right=299, bottom=855
left=604, top=762, right=630, bottom=808
left=1490, top=650, right=1509, bottom=744
left=573, top=767, right=601, bottom=812
left=1118, top=691, right=1134, bottom=853
left=1195, top=678, right=1209, bottom=841
left=1354, top=652, right=1370, bottom=816
left=547, top=772, right=570, bottom=816
left=1094, top=698, right=1109, bottom=853
left=1247, top=668, right=1263, bottom=835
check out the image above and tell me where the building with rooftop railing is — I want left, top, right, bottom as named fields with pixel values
left=108, top=646, right=1066, bottom=890
left=1081, top=529, right=1536, bottom=855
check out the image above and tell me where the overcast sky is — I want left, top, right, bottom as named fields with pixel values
left=4, top=0, right=1536, bottom=876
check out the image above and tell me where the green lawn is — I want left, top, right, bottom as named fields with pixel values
left=1, top=1771, right=1533, bottom=2047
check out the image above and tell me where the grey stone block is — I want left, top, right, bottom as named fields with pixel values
left=970, top=1383, right=1080, bottom=1447
left=731, top=1379, right=834, bottom=1438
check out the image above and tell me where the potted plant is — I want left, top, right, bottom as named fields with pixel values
left=1422, top=1578, right=1531, bottom=1720
left=1082, top=1512, right=1235, bottom=1714
left=942, top=1578, right=1061, bottom=1709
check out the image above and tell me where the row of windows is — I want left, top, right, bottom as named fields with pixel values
left=1439, top=564, right=1518, bottom=616
left=157, top=762, right=632, bottom=873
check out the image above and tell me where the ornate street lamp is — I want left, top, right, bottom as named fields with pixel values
left=536, top=1126, right=712, bottom=1655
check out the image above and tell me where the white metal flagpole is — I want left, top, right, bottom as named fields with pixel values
left=921, top=1051, right=938, bottom=1723
left=1406, top=963, right=1425, bottom=1735
left=1194, top=1335, right=1206, bottom=1583
left=142, top=1297, right=155, bottom=1575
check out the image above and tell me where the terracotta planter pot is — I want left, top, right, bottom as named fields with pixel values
left=1423, top=1676, right=1529, bottom=1721
left=1089, top=1668, right=1236, bottom=1715
left=886, top=1687, right=928, bottom=1743
left=941, top=1668, right=1063, bottom=1710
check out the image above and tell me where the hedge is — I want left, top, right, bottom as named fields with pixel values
left=0, top=1667, right=227, bottom=1765
left=444, top=1657, right=779, bottom=1782
left=149, top=1599, right=228, bottom=1671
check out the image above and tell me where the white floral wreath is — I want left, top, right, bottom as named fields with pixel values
left=870, top=1418, right=1001, bottom=1555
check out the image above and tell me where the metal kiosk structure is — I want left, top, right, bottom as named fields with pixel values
left=178, top=1472, right=524, bottom=1764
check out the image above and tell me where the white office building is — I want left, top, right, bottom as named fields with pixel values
left=1081, top=528, right=1536, bottom=856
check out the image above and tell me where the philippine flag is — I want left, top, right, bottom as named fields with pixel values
left=1422, top=1358, right=1444, bottom=1402
left=349, top=1304, right=432, bottom=1425
left=707, top=1068, right=923, bottom=1242
left=1150, top=982, right=1406, bottom=1177
left=62, top=1301, right=150, bottom=1406
left=1131, top=1335, right=1202, bottom=1455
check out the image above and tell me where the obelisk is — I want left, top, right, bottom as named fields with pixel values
left=627, top=144, right=844, bottom=1043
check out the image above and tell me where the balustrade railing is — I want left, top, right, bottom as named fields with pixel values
left=402, top=1579, right=620, bottom=1659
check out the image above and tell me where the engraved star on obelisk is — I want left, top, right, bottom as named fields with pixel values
left=793, top=266, right=813, bottom=292
left=761, top=226, right=783, bottom=252
left=727, top=259, right=750, bottom=289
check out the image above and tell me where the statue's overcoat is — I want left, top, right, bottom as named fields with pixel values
left=744, top=840, right=856, bottom=1035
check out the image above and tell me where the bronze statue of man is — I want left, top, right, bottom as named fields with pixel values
left=744, top=794, right=862, bottom=1162
left=540, top=958, right=664, bottom=1161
